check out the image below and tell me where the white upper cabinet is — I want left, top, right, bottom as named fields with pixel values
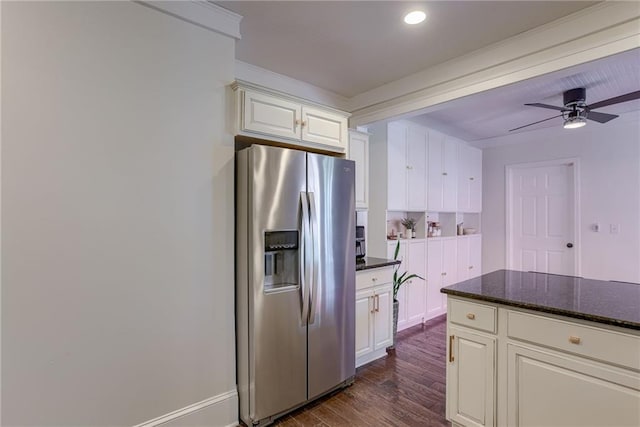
left=349, top=130, right=369, bottom=210
left=387, top=122, right=408, bottom=210
left=407, top=125, right=428, bottom=211
left=233, top=82, right=349, bottom=153
left=241, top=90, right=302, bottom=140
left=386, top=121, right=428, bottom=211
left=428, top=131, right=458, bottom=212
left=458, top=144, right=483, bottom=213
left=301, top=105, right=348, bottom=150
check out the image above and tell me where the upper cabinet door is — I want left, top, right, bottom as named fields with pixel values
left=442, top=138, right=459, bottom=212
left=457, top=144, right=472, bottom=212
left=470, top=147, right=483, bottom=212
left=242, top=90, right=302, bottom=140
left=458, top=144, right=482, bottom=213
left=301, top=106, right=348, bottom=151
left=349, top=131, right=369, bottom=210
left=406, top=125, right=428, bottom=211
left=428, top=130, right=445, bottom=211
left=387, top=122, right=408, bottom=211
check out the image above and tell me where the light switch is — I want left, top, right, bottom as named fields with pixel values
left=610, top=224, right=620, bottom=234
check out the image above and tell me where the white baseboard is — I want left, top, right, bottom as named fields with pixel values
left=133, top=389, right=238, bottom=427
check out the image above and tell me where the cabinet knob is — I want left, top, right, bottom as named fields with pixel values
left=371, top=277, right=377, bottom=282
left=468, top=266, right=473, bottom=269
left=301, top=120, right=307, bottom=127
left=466, top=313, right=476, bottom=320
left=441, top=272, right=447, bottom=276
left=406, top=165, right=413, bottom=170
left=469, top=177, right=474, bottom=181
left=295, top=119, right=301, bottom=126
left=442, top=172, right=448, bottom=176
left=569, top=336, right=581, bottom=345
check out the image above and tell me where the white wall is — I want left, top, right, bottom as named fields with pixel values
left=481, top=113, right=640, bottom=283
left=2, top=2, right=237, bottom=425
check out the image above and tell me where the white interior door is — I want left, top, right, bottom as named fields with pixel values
left=508, top=161, right=577, bottom=275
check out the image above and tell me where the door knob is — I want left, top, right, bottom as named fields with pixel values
left=566, top=243, right=574, bottom=248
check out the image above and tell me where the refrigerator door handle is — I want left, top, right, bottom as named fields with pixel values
left=308, top=191, right=320, bottom=325
left=300, top=192, right=311, bottom=325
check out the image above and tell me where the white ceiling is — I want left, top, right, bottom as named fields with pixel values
left=409, top=48, right=640, bottom=145
left=219, top=1, right=597, bottom=98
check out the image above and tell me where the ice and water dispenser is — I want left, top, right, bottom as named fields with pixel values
left=263, top=230, right=299, bottom=293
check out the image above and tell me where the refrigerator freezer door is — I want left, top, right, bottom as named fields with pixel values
left=306, top=153, right=356, bottom=399
left=240, top=145, right=308, bottom=422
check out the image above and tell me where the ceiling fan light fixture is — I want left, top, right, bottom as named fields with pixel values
left=563, top=115, right=587, bottom=129
left=404, top=10, right=426, bottom=25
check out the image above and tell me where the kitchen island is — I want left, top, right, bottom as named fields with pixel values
left=441, top=269, right=640, bottom=427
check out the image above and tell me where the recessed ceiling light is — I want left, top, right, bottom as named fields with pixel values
left=404, top=10, right=426, bottom=25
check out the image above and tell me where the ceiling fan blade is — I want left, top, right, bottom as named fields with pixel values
left=587, top=110, right=618, bottom=123
left=589, top=90, right=640, bottom=110
left=509, top=114, right=564, bottom=132
left=524, top=103, right=568, bottom=112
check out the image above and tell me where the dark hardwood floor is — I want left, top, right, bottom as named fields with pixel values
left=274, top=315, right=450, bottom=426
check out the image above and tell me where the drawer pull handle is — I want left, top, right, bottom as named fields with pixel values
left=442, top=172, right=448, bottom=176
left=569, top=336, right=581, bottom=345
left=449, top=335, right=455, bottom=362
left=372, top=277, right=377, bottom=282
left=468, top=266, right=474, bottom=269
left=441, top=272, right=447, bottom=276
left=466, top=313, right=476, bottom=320
left=370, top=296, right=375, bottom=314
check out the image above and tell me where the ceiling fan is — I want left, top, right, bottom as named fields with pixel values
left=509, top=87, right=640, bottom=132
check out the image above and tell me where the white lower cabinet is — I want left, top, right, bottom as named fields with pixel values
left=447, top=326, right=496, bottom=427
left=387, top=240, right=427, bottom=331
left=426, top=237, right=457, bottom=320
left=355, top=267, right=394, bottom=367
left=446, top=296, right=640, bottom=427
left=457, top=235, right=482, bottom=282
left=507, top=344, right=640, bottom=427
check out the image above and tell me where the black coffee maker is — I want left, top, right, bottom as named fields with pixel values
left=356, top=226, right=365, bottom=259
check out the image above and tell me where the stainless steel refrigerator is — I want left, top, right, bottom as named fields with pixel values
left=236, top=144, right=356, bottom=426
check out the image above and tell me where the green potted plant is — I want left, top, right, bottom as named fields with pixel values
left=389, top=240, right=424, bottom=349
left=401, top=217, right=418, bottom=238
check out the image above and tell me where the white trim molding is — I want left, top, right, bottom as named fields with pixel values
left=133, top=389, right=238, bottom=427
left=349, top=2, right=640, bottom=126
left=235, top=60, right=350, bottom=111
left=136, top=1, right=242, bottom=39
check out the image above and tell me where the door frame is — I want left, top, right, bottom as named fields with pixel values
left=505, top=157, right=581, bottom=276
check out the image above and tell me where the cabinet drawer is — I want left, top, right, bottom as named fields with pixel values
left=356, top=266, right=394, bottom=291
left=449, top=298, right=496, bottom=333
left=507, top=310, right=640, bottom=370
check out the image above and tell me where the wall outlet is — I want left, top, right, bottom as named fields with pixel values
left=610, top=224, right=620, bottom=234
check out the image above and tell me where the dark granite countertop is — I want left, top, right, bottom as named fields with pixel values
left=441, top=269, right=640, bottom=330
left=356, top=257, right=400, bottom=271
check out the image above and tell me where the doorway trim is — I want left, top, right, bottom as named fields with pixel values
left=505, top=157, right=581, bottom=276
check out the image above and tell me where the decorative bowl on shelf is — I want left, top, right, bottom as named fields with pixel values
left=463, top=228, right=477, bottom=235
